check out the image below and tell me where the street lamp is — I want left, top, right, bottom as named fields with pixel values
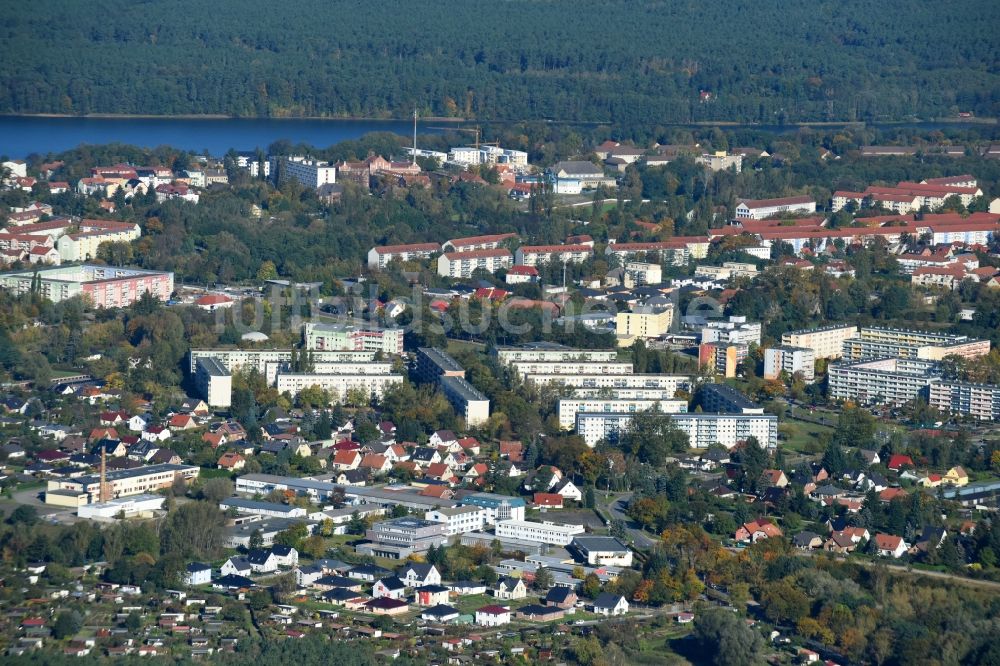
left=606, top=458, right=614, bottom=499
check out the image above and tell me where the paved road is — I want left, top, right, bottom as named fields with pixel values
left=598, top=492, right=658, bottom=551
left=796, top=550, right=1000, bottom=590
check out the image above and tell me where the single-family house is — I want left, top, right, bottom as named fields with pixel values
left=398, top=563, right=441, bottom=588
left=874, top=533, right=909, bottom=558
left=246, top=549, right=279, bottom=573
left=544, top=586, right=577, bottom=609
left=365, top=597, right=409, bottom=616
left=475, top=605, right=511, bottom=627
left=792, top=531, right=823, bottom=550
left=494, top=576, right=527, bottom=600
left=414, top=585, right=451, bottom=607
left=331, top=450, right=362, bottom=471
left=271, top=545, right=298, bottom=568
left=372, top=576, right=408, bottom=600
left=421, top=604, right=460, bottom=623
left=217, top=452, right=246, bottom=471
left=553, top=478, right=583, bottom=502
left=735, top=518, right=783, bottom=543
left=592, top=593, right=629, bottom=616
left=220, top=557, right=252, bottom=577
left=184, top=563, right=212, bottom=586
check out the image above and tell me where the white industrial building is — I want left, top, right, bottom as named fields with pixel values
left=495, top=519, right=585, bottom=545
left=425, top=506, right=487, bottom=536
left=735, top=195, right=816, bottom=220
left=77, top=494, right=165, bottom=519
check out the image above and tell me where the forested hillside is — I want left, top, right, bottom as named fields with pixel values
left=1, top=0, right=997, bottom=123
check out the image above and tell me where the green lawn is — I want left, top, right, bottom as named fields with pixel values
left=453, top=592, right=538, bottom=615
left=778, top=420, right=834, bottom=454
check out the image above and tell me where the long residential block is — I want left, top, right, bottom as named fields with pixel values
left=523, top=373, right=690, bottom=394
left=189, top=349, right=377, bottom=375
left=437, top=248, right=512, bottom=278
left=0, top=264, right=173, bottom=307
left=494, top=346, right=619, bottom=365
left=828, top=357, right=940, bottom=406
left=509, top=360, right=634, bottom=377
left=303, top=322, right=404, bottom=355
left=557, top=397, right=687, bottom=430
left=575, top=411, right=777, bottom=449
left=275, top=372, right=403, bottom=402
left=928, top=381, right=1000, bottom=421
left=842, top=327, right=990, bottom=362
left=781, top=324, right=858, bottom=360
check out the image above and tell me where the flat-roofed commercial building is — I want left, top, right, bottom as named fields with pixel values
left=195, top=357, right=232, bottom=408
left=570, top=536, right=633, bottom=567
left=557, top=397, right=687, bottom=430
left=46, top=464, right=199, bottom=505
left=764, top=345, right=816, bottom=381
left=495, top=519, right=586, bottom=545
left=781, top=324, right=858, bottom=360
left=459, top=493, right=526, bottom=524
left=575, top=411, right=777, bottom=449
left=77, top=494, right=166, bottom=519
left=234, top=474, right=459, bottom=512
left=303, top=323, right=404, bottom=355
left=425, top=505, right=487, bottom=536
left=219, top=497, right=309, bottom=519
left=828, top=357, right=940, bottom=406
left=842, top=327, right=990, bottom=362
left=928, top=381, right=1000, bottom=421
left=359, top=517, right=448, bottom=559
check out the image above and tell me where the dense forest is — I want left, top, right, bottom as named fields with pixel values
left=1, top=0, right=998, bottom=123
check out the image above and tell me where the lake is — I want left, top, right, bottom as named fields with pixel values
left=0, top=116, right=439, bottom=159
left=1, top=115, right=992, bottom=160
